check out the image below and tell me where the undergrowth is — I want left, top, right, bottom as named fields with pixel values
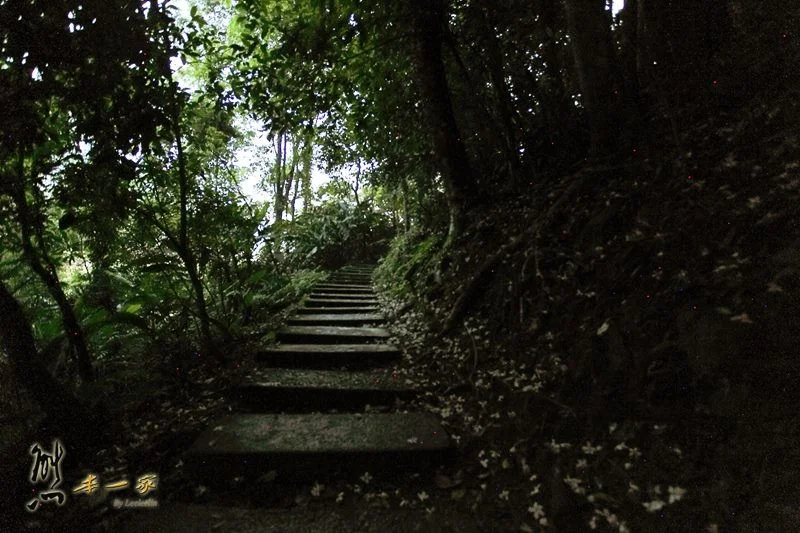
left=373, top=89, right=800, bottom=531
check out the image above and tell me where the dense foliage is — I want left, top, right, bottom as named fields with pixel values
left=2, top=0, right=799, bottom=531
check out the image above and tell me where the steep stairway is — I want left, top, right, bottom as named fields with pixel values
left=186, top=265, right=450, bottom=482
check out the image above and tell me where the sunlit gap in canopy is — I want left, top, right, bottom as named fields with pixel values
left=169, top=0, right=332, bottom=204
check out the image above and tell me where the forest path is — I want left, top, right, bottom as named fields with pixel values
left=115, top=266, right=464, bottom=532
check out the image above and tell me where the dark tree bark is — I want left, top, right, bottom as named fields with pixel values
left=13, top=150, right=95, bottom=384
left=564, top=0, right=625, bottom=157
left=273, top=133, right=285, bottom=222
left=619, top=0, right=641, bottom=106
left=351, top=159, right=361, bottom=207
left=401, top=176, right=411, bottom=233
left=474, top=2, right=523, bottom=188
left=171, top=103, right=219, bottom=364
left=408, top=0, right=476, bottom=239
left=535, top=0, right=576, bottom=140
left=537, top=0, right=568, bottom=99
left=0, top=280, right=104, bottom=445
left=153, top=0, right=219, bottom=364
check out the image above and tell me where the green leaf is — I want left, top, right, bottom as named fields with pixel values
left=122, top=302, right=142, bottom=314
left=105, top=270, right=136, bottom=289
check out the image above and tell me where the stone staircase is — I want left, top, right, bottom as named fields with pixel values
left=186, top=265, right=450, bottom=483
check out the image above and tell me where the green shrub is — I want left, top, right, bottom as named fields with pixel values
left=375, top=230, right=444, bottom=301
left=278, top=200, right=394, bottom=270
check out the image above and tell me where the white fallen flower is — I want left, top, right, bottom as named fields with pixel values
left=668, top=486, right=687, bottom=503
left=643, top=499, right=666, bottom=512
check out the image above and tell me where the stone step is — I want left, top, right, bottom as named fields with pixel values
left=309, top=292, right=376, bottom=299
left=288, top=313, right=385, bottom=326
left=186, top=413, right=451, bottom=481
left=326, top=277, right=372, bottom=283
left=316, top=281, right=372, bottom=291
left=313, top=285, right=374, bottom=293
left=256, top=344, right=400, bottom=369
left=305, top=298, right=379, bottom=307
left=233, top=368, right=413, bottom=411
left=277, top=325, right=390, bottom=344
left=295, top=306, right=381, bottom=315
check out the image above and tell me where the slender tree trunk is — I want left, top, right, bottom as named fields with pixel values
left=273, top=133, right=285, bottom=222
left=444, top=37, right=503, bottom=171
left=290, top=171, right=300, bottom=219
left=563, top=0, right=625, bottom=157
left=173, top=107, right=218, bottom=363
left=401, top=176, right=411, bottom=233
left=283, top=136, right=299, bottom=216
left=536, top=0, right=572, bottom=141
left=408, top=0, right=475, bottom=239
left=154, top=0, right=219, bottom=363
left=620, top=0, right=641, bottom=104
left=13, top=150, right=94, bottom=384
left=475, top=3, right=523, bottom=187
left=300, top=139, right=313, bottom=213
left=352, top=159, right=361, bottom=206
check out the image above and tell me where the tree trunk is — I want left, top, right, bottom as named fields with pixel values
left=290, top=171, right=300, bottom=219
left=300, top=140, right=313, bottom=213
left=536, top=0, right=572, bottom=140
left=474, top=3, right=523, bottom=188
left=13, top=150, right=94, bottom=384
left=408, top=0, right=475, bottom=239
left=183, top=251, right=216, bottom=361
left=283, top=135, right=299, bottom=216
left=0, top=280, right=104, bottom=445
left=620, top=0, right=641, bottom=104
left=155, top=0, right=219, bottom=363
left=352, top=159, right=361, bottom=206
left=174, top=118, right=218, bottom=362
left=563, top=0, right=625, bottom=157
left=401, top=176, right=411, bottom=232
left=273, top=133, right=285, bottom=222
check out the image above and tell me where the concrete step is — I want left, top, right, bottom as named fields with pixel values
left=288, top=313, right=385, bottom=326
left=233, top=368, right=413, bottom=411
left=326, top=277, right=372, bottom=283
left=313, top=285, right=374, bottom=293
left=305, top=298, right=379, bottom=307
left=295, top=306, right=381, bottom=315
left=186, top=413, right=451, bottom=481
left=277, top=325, right=390, bottom=344
left=309, top=292, right=376, bottom=299
left=315, top=282, right=372, bottom=287
left=256, top=344, right=400, bottom=369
